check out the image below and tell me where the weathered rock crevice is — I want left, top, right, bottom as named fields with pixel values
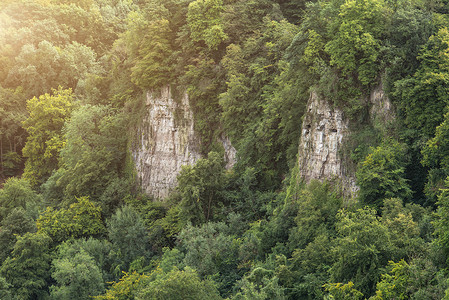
left=132, top=85, right=236, bottom=200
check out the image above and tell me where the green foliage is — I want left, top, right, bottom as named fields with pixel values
left=177, top=222, right=242, bottom=296
left=290, top=234, right=334, bottom=298
left=324, top=281, right=364, bottom=300
left=107, top=205, right=150, bottom=276
left=421, top=111, right=449, bottom=202
left=286, top=181, right=342, bottom=298
left=222, top=167, right=276, bottom=222
left=381, top=198, right=425, bottom=258
left=177, top=151, right=227, bottom=225
left=0, top=207, right=36, bottom=264
left=286, top=0, right=391, bottom=116
left=0, top=177, right=41, bottom=221
left=329, top=207, right=393, bottom=295
left=433, top=180, right=449, bottom=265
left=276, top=0, right=307, bottom=23
left=130, top=18, right=174, bottom=89
left=0, top=232, right=52, bottom=300
left=372, top=260, right=409, bottom=300
left=124, top=195, right=176, bottom=252
left=393, top=27, right=449, bottom=140
left=50, top=244, right=105, bottom=299
left=372, top=257, right=448, bottom=299
left=181, top=57, right=224, bottom=153
left=325, top=0, right=388, bottom=86
left=96, top=267, right=222, bottom=300
left=94, top=271, right=148, bottom=300
left=187, top=0, right=228, bottom=50
left=50, top=104, right=129, bottom=202
left=135, top=267, right=223, bottom=300
left=36, top=196, right=105, bottom=243
left=384, top=7, right=434, bottom=84
left=59, top=237, right=114, bottom=282
left=158, top=247, right=185, bottom=273
left=6, top=40, right=100, bottom=97
left=22, top=88, right=74, bottom=186
left=288, top=180, right=342, bottom=250
left=220, top=19, right=300, bottom=181
left=356, top=141, right=412, bottom=208
left=1, top=0, right=449, bottom=298
left=0, top=276, right=12, bottom=300
left=256, top=193, right=298, bottom=258
left=233, top=267, right=287, bottom=300
left=0, top=87, right=27, bottom=177
left=326, top=200, right=424, bottom=298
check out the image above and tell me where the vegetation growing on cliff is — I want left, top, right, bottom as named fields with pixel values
left=2, top=0, right=449, bottom=299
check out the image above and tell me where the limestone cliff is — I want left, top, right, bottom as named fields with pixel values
left=132, top=86, right=236, bottom=200
left=297, top=84, right=393, bottom=199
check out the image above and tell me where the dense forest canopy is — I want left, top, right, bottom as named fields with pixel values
left=2, top=0, right=449, bottom=299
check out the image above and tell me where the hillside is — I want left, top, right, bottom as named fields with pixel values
left=1, top=0, right=449, bottom=299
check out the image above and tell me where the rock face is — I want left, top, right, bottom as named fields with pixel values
left=298, top=91, right=358, bottom=198
left=297, top=84, right=393, bottom=199
left=219, top=135, right=237, bottom=170
left=132, top=86, right=236, bottom=199
left=369, top=83, right=395, bottom=124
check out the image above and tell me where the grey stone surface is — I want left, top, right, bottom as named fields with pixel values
left=297, top=84, right=393, bottom=200
left=132, top=86, right=236, bottom=200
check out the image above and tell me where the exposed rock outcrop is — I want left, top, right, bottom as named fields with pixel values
left=297, top=84, right=393, bottom=200
left=298, top=91, right=358, bottom=198
left=132, top=86, right=236, bottom=200
left=369, top=83, right=395, bottom=124
left=219, top=135, right=237, bottom=170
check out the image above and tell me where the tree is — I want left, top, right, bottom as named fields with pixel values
left=107, top=205, right=150, bottom=276
left=385, top=7, right=433, bottom=84
left=286, top=181, right=342, bottom=298
left=0, top=276, right=12, bottom=300
left=50, top=243, right=105, bottom=299
left=232, top=266, right=287, bottom=300
left=0, top=232, right=52, bottom=299
left=222, top=167, right=276, bottom=222
left=94, top=271, right=148, bottom=300
left=220, top=19, right=299, bottom=183
left=135, top=267, right=223, bottom=300
left=288, top=180, right=342, bottom=250
left=177, top=222, right=241, bottom=295
left=372, top=257, right=448, bottom=299
left=371, top=260, right=409, bottom=300
left=329, top=207, right=393, bottom=296
left=276, top=0, right=308, bottom=23
left=356, top=141, right=412, bottom=208
left=22, top=88, right=74, bottom=187
left=0, top=87, right=27, bottom=178
left=130, top=19, right=174, bottom=89
left=63, top=238, right=113, bottom=282
left=6, top=41, right=100, bottom=98
left=323, top=282, right=364, bottom=300
left=53, top=104, right=129, bottom=201
left=187, top=0, right=228, bottom=50
left=0, top=207, right=36, bottom=265
left=329, top=201, right=423, bottom=298
left=394, top=27, right=449, bottom=140
left=380, top=198, right=425, bottom=258
left=432, top=179, right=449, bottom=265
left=177, top=151, right=227, bottom=225
left=325, top=0, right=388, bottom=86
left=96, top=267, right=223, bottom=300
left=0, top=177, right=41, bottom=221
left=422, top=112, right=449, bottom=201
left=36, top=196, right=105, bottom=244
